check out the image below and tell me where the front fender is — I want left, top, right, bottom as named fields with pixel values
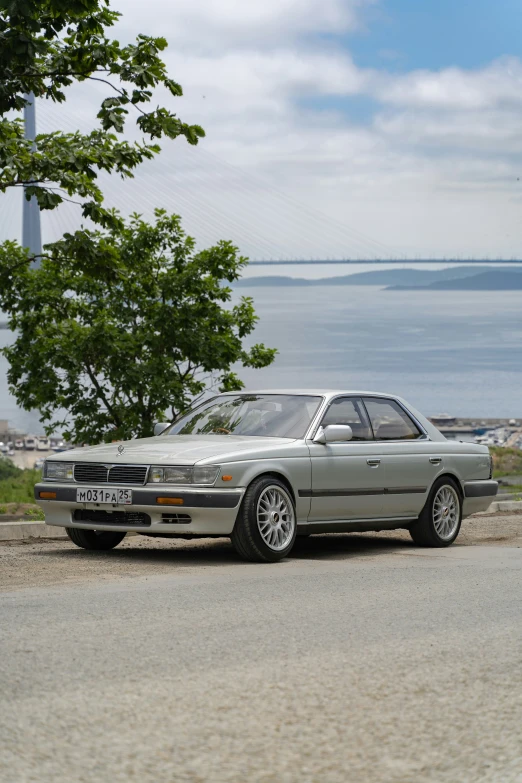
left=219, top=456, right=311, bottom=523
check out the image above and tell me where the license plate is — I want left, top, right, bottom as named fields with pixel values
left=76, top=488, right=132, bottom=505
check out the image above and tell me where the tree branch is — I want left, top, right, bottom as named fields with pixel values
left=84, top=364, right=122, bottom=427
left=87, top=76, right=150, bottom=119
left=0, top=252, right=80, bottom=275
left=1, top=180, right=46, bottom=189
left=20, top=185, right=85, bottom=207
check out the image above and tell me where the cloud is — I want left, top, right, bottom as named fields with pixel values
left=374, top=107, right=522, bottom=153
left=375, top=57, right=522, bottom=110
left=171, top=50, right=368, bottom=101
left=117, top=0, right=375, bottom=49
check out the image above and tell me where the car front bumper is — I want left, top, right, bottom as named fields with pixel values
left=34, top=483, right=245, bottom=536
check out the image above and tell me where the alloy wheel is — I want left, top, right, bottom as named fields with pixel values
left=433, top=485, right=460, bottom=540
left=256, top=485, right=295, bottom=551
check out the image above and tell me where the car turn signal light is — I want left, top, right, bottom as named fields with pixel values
left=222, top=475, right=233, bottom=482
left=156, top=497, right=184, bottom=505
left=39, top=491, right=57, bottom=499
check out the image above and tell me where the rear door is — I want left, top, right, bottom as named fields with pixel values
left=362, top=397, right=441, bottom=517
left=307, top=396, right=385, bottom=521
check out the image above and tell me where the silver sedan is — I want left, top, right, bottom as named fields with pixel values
left=35, top=390, right=498, bottom=562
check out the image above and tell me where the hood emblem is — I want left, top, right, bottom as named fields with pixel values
left=117, top=444, right=125, bottom=455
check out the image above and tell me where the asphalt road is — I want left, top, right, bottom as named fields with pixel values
left=1, top=519, right=521, bottom=783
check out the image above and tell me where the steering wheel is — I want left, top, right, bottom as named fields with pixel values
left=212, top=427, right=231, bottom=434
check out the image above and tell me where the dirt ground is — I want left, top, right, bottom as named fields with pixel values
left=0, top=511, right=519, bottom=593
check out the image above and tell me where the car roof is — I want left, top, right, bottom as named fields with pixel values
left=220, top=389, right=399, bottom=398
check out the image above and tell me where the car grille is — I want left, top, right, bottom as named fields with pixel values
left=161, top=513, right=192, bottom=524
left=73, top=510, right=151, bottom=526
left=73, top=463, right=148, bottom=485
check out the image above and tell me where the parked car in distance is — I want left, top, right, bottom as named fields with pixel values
left=15, top=439, right=24, bottom=449
left=24, top=436, right=37, bottom=450
left=0, top=442, right=8, bottom=454
left=37, top=437, right=50, bottom=451
left=35, top=390, right=498, bottom=562
left=51, top=441, right=68, bottom=452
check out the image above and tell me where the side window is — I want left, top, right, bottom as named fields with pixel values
left=320, top=397, right=373, bottom=441
left=363, top=398, right=422, bottom=441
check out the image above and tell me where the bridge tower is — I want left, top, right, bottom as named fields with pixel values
left=22, top=92, right=42, bottom=264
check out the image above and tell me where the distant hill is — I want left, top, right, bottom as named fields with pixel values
left=248, top=259, right=522, bottom=265
left=234, top=275, right=313, bottom=287
left=388, top=271, right=522, bottom=291
left=234, top=266, right=522, bottom=289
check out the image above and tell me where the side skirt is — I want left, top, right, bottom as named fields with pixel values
left=297, top=517, right=417, bottom=535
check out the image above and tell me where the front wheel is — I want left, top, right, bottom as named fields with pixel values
left=231, top=477, right=297, bottom=562
left=409, top=478, right=462, bottom=547
left=66, top=528, right=126, bottom=551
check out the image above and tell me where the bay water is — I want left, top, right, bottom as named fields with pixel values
left=234, top=280, right=522, bottom=419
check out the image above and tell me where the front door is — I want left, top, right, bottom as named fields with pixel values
left=307, top=397, right=384, bottom=521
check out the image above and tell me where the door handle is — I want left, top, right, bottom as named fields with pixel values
left=367, top=458, right=381, bottom=467
left=429, top=457, right=442, bottom=465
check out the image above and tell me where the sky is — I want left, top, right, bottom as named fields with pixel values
left=4, top=0, right=522, bottom=259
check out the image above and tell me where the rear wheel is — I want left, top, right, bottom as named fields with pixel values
left=409, top=477, right=462, bottom=547
left=66, top=528, right=126, bottom=551
left=231, top=477, right=297, bottom=562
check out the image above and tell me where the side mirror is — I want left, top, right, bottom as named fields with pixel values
left=313, top=424, right=353, bottom=444
left=154, top=422, right=170, bottom=436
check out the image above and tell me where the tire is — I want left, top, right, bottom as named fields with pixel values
left=409, top=477, right=462, bottom=547
left=66, top=528, right=126, bottom=551
left=231, top=476, right=297, bottom=562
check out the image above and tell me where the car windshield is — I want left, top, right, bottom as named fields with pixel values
left=164, top=394, right=323, bottom=439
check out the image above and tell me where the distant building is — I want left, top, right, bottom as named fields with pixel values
left=0, top=420, right=9, bottom=441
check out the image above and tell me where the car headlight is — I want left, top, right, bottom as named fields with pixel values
left=44, top=461, right=74, bottom=481
left=193, top=466, right=220, bottom=485
left=149, top=466, right=193, bottom=484
left=148, top=465, right=220, bottom=486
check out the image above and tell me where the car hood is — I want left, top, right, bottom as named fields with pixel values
left=55, top=435, right=296, bottom=466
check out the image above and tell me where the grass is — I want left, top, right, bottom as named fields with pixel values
left=24, top=506, right=45, bottom=520
left=490, top=446, right=522, bottom=478
left=0, top=468, right=42, bottom=504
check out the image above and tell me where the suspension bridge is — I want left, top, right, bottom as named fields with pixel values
left=2, top=94, right=522, bottom=264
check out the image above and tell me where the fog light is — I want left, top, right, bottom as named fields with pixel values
left=39, top=491, right=57, bottom=499
left=156, top=497, right=184, bottom=505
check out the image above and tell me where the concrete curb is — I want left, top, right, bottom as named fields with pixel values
left=0, top=522, right=67, bottom=541
left=475, top=500, right=522, bottom=515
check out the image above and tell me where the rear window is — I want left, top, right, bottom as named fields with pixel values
left=363, top=398, right=422, bottom=441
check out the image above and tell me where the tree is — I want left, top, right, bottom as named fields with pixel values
left=0, top=0, right=205, bottom=235
left=0, top=210, right=277, bottom=443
